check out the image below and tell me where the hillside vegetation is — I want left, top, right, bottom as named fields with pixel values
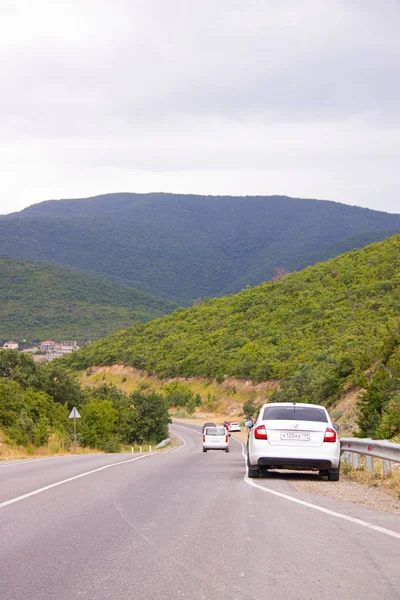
left=0, top=350, right=171, bottom=456
left=1, top=193, right=399, bottom=302
left=64, top=235, right=400, bottom=439
left=0, top=258, right=176, bottom=344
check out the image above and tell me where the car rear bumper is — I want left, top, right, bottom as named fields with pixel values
left=257, top=457, right=334, bottom=469
left=203, top=444, right=229, bottom=450
left=248, top=441, right=340, bottom=470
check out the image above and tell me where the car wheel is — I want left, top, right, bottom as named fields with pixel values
left=225, top=448, right=230, bottom=453
left=247, top=468, right=259, bottom=478
left=203, top=448, right=207, bottom=453
left=247, top=455, right=259, bottom=478
left=327, top=466, right=340, bottom=481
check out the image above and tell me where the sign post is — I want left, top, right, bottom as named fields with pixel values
left=68, top=407, right=81, bottom=454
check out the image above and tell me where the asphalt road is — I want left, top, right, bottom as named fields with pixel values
left=0, top=423, right=399, bottom=600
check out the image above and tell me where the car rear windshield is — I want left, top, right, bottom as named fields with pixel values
left=262, top=406, right=328, bottom=423
left=205, top=427, right=226, bottom=436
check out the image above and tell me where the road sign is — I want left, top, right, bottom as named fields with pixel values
left=69, top=407, right=81, bottom=419
left=69, top=407, right=81, bottom=453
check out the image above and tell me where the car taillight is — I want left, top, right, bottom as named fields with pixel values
left=323, top=427, right=337, bottom=442
left=254, top=425, right=267, bottom=440
left=226, top=434, right=228, bottom=443
left=202, top=435, right=205, bottom=442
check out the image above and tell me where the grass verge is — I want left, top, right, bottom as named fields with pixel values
left=342, top=457, right=400, bottom=500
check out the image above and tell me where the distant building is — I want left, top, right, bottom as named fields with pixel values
left=40, top=340, right=56, bottom=352
left=2, top=341, right=19, bottom=349
left=37, top=340, right=79, bottom=361
left=57, top=341, right=79, bottom=354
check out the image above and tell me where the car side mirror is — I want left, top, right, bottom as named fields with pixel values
left=244, top=420, right=254, bottom=428
left=333, top=423, right=340, bottom=431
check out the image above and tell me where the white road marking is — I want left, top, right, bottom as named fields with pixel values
left=0, top=454, right=157, bottom=511
left=169, top=431, right=187, bottom=451
left=171, top=423, right=202, bottom=435
left=0, top=434, right=188, bottom=511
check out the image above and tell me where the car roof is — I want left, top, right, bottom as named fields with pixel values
left=260, top=402, right=327, bottom=411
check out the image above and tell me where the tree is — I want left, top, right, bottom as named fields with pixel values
left=186, top=396, right=196, bottom=415
left=129, top=390, right=171, bottom=444
left=162, top=382, right=197, bottom=408
left=78, top=398, right=119, bottom=449
left=242, top=400, right=257, bottom=420
left=377, top=394, right=400, bottom=439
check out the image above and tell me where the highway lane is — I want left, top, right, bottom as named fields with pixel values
left=0, top=425, right=399, bottom=600
left=0, top=453, right=153, bottom=505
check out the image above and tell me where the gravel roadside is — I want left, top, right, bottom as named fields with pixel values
left=288, top=475, right=400, bottom=515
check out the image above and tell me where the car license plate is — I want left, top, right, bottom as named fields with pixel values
left=280, top=431, right=310, bottom=441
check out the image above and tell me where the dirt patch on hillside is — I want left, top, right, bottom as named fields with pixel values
left=82, top=365, right=279, bottom=393
left=330, top=386, right=363, bottom=436
left=82, top=365, right=151, bottom=382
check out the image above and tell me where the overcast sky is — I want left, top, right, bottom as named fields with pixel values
left=1, top=0, right=400, bottom=214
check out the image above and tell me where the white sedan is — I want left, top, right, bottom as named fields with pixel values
left=246, top=402, right=340, bottom=480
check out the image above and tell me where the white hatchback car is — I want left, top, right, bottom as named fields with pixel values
left=246, top=402, right=340, bottom=480
left=228, top=422, right=241, bottom=432
left=203, top=426, right=230, bottom=452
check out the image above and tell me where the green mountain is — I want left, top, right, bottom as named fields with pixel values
left=1, top=193, right=399, bottom=303
left=0, top=259, right=176, bottom=345
left=63, top=235, right=400, bottom=438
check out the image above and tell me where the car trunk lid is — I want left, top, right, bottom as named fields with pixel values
left=265, top=420, right=326, bottom=447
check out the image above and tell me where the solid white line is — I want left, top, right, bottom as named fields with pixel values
left=171, top=423, right=202, bottom=435
left=0, top=433, right=188, bottom=510
left=169, top=431, right=187, bottom=451
left=231, top=437, right=400, bottom=541
left=0, top=454, right=157, bottom=511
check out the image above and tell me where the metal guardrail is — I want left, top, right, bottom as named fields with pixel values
left=340, top=438, right=400, bottom=463
left=340, top=438, right=400, bottom=475
left=156, top=437, right=170, bottom=449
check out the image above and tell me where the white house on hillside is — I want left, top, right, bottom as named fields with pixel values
left=3, top=341, right=19, bottom=349
left=40, top=340, right=56, bottom=352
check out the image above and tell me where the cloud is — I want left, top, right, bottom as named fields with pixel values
left=0, top=0, right=399, bottom=213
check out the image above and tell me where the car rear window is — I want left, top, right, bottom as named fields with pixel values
left=262, top=406, right=328, bottom=423
left=205, top=427, right=226, bottom=436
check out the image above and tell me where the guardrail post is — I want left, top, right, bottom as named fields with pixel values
left=149, top=445, right=152, bottom=453
left=342, top=451, right=352, bottom=465
left=383, top=460, right=392, bottom=477
left=351, top=453, right=359, bottom=468
left=366, top=455, right=373, bottom=472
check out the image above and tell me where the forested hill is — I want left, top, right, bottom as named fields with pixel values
left=63, top=235, right=400, bottom=439
left=0, top=259, right=176, bottom=344
left=1, top=193, right=399, bottom=303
